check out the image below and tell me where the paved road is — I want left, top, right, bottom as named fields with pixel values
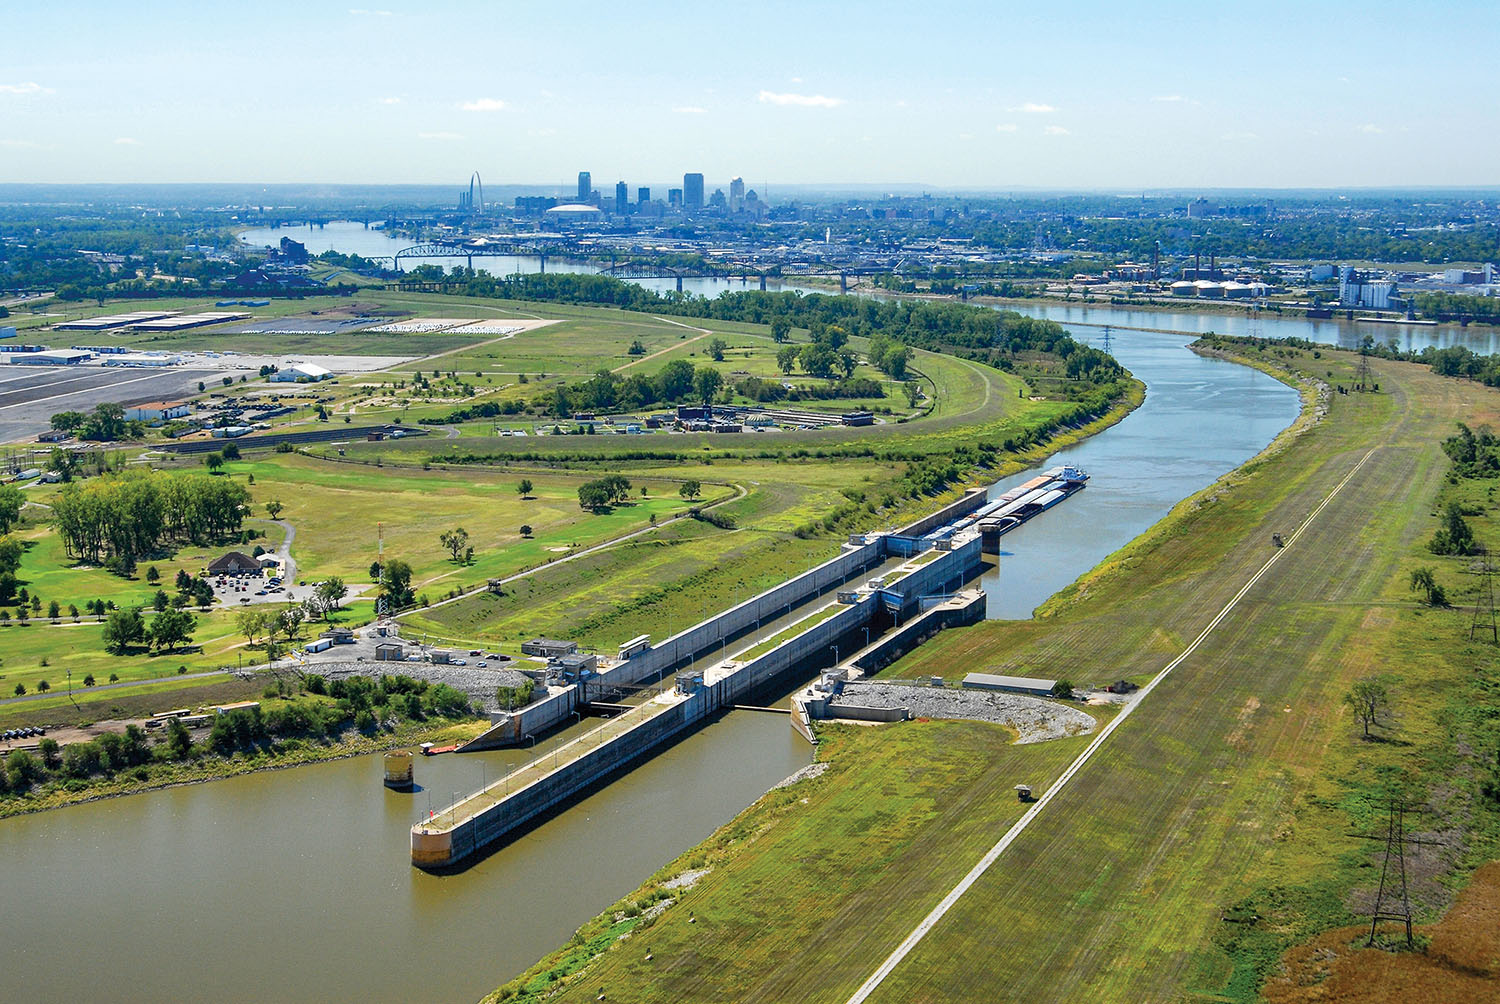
left=843, top=447, right=1377, bottom=1004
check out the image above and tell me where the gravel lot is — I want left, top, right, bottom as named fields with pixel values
left=299, top=660, right=534, bottom=714
left=832, top=681, right=1097, bottom=744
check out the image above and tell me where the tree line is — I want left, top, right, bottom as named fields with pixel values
left=52, top=470, right=250, bottom=564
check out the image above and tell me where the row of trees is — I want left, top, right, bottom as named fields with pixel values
left=544, top=359, right=724, bottom=417
left=52, top=470, right=250, bottom=563
left=102, top=605, right=197, bottom=654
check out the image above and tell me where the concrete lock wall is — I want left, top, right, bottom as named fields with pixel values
left=892, top=489, right=987, bottom=539
left=853, top=591, right=985, bottom=675
left=609, top=539, right=887, bottom=687
left=885, top=536, right=983, bottom=616
left=462, top=685, right=580, bottom=751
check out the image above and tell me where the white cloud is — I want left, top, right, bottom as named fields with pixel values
left=0, top=139, right=42, bottom=148
left=995, top=122, right=1018, bottom=133
left=377, top=96, right=401, bottom=105
left=790, top=76, right=803, bottom=84
left=0, top=81, right=52, bottom=95
left=348, top=7, right=393, bottom=15
left=673, top=106, right=707, bottom=114
left=1043, top=125, right=1070, bottom=136
left=758, top=90, right=845, bottom=108
left=460, top=97, right=507, bottom=112
left=1358, top=123, right=1383, bottom=134
left=418, top=131, right=464, bottom=141
left=114, top=137, right=140, bottom=146
left=1010, top=102, right=1056, bottom=114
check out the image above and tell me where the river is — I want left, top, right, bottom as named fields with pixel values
left=0, top=232, right=1349, bottom=1002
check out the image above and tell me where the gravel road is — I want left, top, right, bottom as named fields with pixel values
left=832, top=682, right=1097, bottom=744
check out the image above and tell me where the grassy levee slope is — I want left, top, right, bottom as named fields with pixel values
left=865, top=353, right=1496, bottom=1002
left=492, top=348, right=1500, bottom=1004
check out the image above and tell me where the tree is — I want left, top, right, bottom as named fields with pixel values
left=152, top=588, right=170, bottom=612
left=708, top=337, right=727, bottom=362
left=237, top=608, right=265, bottom=646
left=1344, top=677, right=1390, bottom=739
left=0, top=484, right=22, bottom=534
left=439, top=527, right=470, bottom=563
left=1408, top=566, right=1447, bottom=607
left=516, top=479, right=533, bottom=498
left=519, top=524, right=533, bottom=538
left=82, top=674, right=95, bottom=687
left=903, top=380, right=922, bottom=408
left=102, top=607, right=145, bottom=653
left=799, top=343, right=838, bottom=378
left=381, top=559, right=414, bottom=609
left=36, top=680, right=49, bottom=693
left=770, top=317, right=791, bottom=343
left=369, top=560, right=382, bottom=580
left=578, top=481, right=612, bottom=511
left=694, top=367, right=723, bottom=407
left=316, top=577, right=347, bottom=612
left=148, top=607, right=196, bottom=653
left=265, top=499, right=284, bottom=520
left=145, top=565, right=160, bottom=584
left=176, top=569, right=192, bottom=592
left=204, top=453, right=225, bottom=474
left=1050, top=679, right=1075, bottom=699
left=1429, top=502, right=1476, bottom=556
left=656, top=359, right=696, bottom=402
left=12, top=683, right=23, bottom=696
left=165, top=717, right=192, bottom=759
left=47, top=600, right=59, bottom=620
left=679, top=479, right=702, bottom=500
left=776, top=345, right=799, bottom=375
left=836, top=349, right=858, bottom=379
left=220, top=443, right=241, bottom=461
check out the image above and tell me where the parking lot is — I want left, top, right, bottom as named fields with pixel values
left=0, top=362, right=237, bottom=444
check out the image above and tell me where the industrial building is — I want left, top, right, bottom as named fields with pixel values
left=55, top=310, right=179, bottom=331
left=521, top=638, right=577, bottom=658
left=8, top=349, right=90, bottom=365
left=1338, top=267, right=1400, bottom=310
left=962, top=672, right=1058, bottom=697
left=270, top=361, right=332, bottom=383
left=129, top=311, right=250, bottom=331
left=125, top=401, right=190, bottom=422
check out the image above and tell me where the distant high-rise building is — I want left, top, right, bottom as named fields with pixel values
left=729, top=177, right=745, bottom=213
left=637, top=186, right=651, bottom=204
left=683, top=173, right=704, bottom=211
left=577, top=171, right=592, bottom=201
left=615, top=181, right=628, bottom=214
left=668, top=188, right=683, bottom=207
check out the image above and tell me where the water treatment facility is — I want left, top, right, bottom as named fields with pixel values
left=411, top=466, right=1088, bottom=869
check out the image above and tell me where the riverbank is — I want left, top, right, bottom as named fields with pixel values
left=0, top=713, right=486, bottom=821
left=484, top=342, right=1500, bottom=1002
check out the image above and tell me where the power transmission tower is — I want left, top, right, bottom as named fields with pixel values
left=1470, top=550, right=1497, bottom=644
left=1350, top=800, right=1443, bottom=948
left=1355, top=351, right=1373, bottom=391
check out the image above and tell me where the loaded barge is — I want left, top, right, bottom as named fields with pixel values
left=923, top=465, right=1088, bottom=554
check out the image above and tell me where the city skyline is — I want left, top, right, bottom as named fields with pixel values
left=1, top=0, right=1495, bottom=188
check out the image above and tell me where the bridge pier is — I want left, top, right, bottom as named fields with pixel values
left=466, top=254, right=472, bottom=271
left=840, top=273, right=848, bottom=294
left=539, top=254, right=546, bottom=274
left=760, top=275, right=767, bottom=291
left=676, top=276, right=683, bottom=293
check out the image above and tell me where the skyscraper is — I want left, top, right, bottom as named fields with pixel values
left=637, top=186, right=650, bottom=204
left=683, top=173, right=704, bottom=211
left=577, top=171, right=592, bottom=202
left=729, top=177, right=745, bottom=213
left=615, top=181, right=628, bottom=214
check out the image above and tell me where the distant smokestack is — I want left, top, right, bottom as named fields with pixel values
left=1211, top=252, right=1216, bottom=279
left=1196, top=251, right=1201, bottom=278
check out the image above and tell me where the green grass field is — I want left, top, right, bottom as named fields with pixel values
left=486, top=345, right=1500, bottom=1003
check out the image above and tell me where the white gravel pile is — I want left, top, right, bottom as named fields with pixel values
left=304, top=661, right=533, bottom=712
left=832, top=682, right=1096, bottom=744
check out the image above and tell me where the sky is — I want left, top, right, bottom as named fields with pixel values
left=1, top=0, right=1495, bottom=191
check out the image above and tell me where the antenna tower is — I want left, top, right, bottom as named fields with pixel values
left=1471, top=548, right=1498, bottom=644
left=377, top=522, right=386, bottom=619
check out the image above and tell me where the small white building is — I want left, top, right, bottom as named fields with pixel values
left=271, top=362, right=333, bottom=383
